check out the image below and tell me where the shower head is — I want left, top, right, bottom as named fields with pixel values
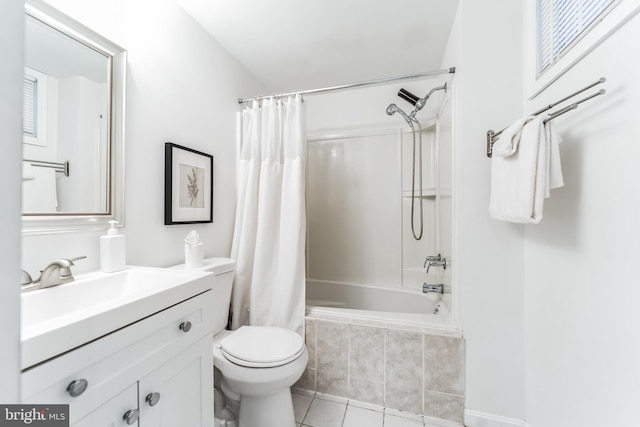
left=386, top=103, right=413, bottom=125
left=410, top=83, right=448, bottom=118
left=398, top=88, right=419, bottom=106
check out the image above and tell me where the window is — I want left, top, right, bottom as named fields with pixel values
left=22, top=68, right=48, bottom=147
left=23, top=74, right=38, bottom=137
left=536, top=0, right=619, bottom=76
left=527, top=0, right=639, bottom=97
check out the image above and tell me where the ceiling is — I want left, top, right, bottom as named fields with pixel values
left=177, top=0, right=460, bottom=95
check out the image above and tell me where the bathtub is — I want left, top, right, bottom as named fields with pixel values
left=299, top=279, right=464, bottom=421
left=305, top=279, right=457, bottom=336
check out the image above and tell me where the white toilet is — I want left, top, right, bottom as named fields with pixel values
left=172, top=257, right=308, bottom=427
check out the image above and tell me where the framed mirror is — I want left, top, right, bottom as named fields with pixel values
left=22, top=0, right=126, bottom=234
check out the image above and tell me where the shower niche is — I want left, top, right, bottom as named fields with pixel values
left=305, top=81, right=453, bottom=305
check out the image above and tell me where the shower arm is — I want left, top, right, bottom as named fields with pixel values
left=409, top=83, right=447, bottom=120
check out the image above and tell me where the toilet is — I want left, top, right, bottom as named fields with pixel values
left=171, top=257, right=308, bottom=427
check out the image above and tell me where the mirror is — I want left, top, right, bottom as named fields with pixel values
left=22, top=0, right=126, bottom=234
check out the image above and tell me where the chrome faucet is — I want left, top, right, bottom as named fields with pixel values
left=424, top=253, right=447, bottom=274
left=21, top=256, right=87, bottom=292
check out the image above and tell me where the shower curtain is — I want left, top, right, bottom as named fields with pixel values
left=230, top=95, right=306, bottom=336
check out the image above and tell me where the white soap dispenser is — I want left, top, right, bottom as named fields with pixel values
left=100, top=220, right=126, bottom=272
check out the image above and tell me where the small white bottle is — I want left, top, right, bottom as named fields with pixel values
left=100, top=220, right=126, bottom=272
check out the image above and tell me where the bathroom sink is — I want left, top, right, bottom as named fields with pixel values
left=21, top=266, right=212, bottom=369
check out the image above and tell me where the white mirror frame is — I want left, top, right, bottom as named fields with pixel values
left=22, top=0, right=126, bottom=235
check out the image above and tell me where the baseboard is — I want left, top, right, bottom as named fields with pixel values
left=464, top=409, right=527, bottom=427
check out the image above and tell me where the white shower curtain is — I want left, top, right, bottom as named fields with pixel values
left=230, top=95, right=306, bottom=336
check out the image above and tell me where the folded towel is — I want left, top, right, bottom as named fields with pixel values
left=491, top=116, right=536, bottom=158
left=545, top=120, right=564, bottom=196
left=22, top=166, right=58, bottom=212
left=489, top=117, right=542, bottom=223
left=22, top=161, right=35, bottom=180
left=489, top=116, right=563, bottom=224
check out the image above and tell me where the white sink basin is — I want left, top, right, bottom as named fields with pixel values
left=21, top=266, right=212, bottom=370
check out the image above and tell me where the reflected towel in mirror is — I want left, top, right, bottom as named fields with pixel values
left=22, top=161, right=35, bottom=180
left=23, top=166, right=58, bottom=212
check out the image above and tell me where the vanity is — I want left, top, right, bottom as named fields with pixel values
left=21, top=267, right=215, bottom=426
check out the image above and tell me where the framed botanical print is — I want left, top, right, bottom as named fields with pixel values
left=164, top=142, right=213, bottom=225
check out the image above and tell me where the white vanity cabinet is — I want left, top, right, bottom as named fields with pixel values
left=21, top=290, right=214, bottom=426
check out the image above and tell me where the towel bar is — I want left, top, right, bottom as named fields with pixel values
left=486, top=77, right=606, bottom=158
left=24, top=159, right=70, bottom=177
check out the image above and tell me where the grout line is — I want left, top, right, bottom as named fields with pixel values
left=339, top=395, right=348, bottom=427
left=301, top=395, right=313, bottom=426
left=383, top=327, right=387, bottom=407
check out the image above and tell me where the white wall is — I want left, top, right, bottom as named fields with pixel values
left=523, top=8, right=640, bottom=427
left=21, top=0, right=267, bottom=275
left=442, top=0, right=527, bottom=424
left=0, top=0, right=24, bottom=402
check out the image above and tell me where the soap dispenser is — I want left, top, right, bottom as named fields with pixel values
left=100, top=220, right=126, bottom=272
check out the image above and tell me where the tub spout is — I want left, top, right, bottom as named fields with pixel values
left=422, top=283, right=444, bottom=294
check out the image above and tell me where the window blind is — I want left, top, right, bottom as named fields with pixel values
left=23, top=74, right=38, bottom=137
left=537, top=0, right=617, bottom=75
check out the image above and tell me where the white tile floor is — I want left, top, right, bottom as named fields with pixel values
left=292, top=389, right=464, bottom=427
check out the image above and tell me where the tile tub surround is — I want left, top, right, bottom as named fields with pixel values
left=296, top=316, right=465, bottom=423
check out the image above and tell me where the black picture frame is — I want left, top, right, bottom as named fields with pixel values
left=164, top=142, right=213, bottom=225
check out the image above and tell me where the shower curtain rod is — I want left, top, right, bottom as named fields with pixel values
left=237, top=67, right=456, bottom=104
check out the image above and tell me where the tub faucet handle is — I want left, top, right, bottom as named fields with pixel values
left=424, top=254, right=447, bottom=274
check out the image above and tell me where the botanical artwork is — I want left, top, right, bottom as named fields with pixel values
left=165, top=142, right=213, bottom=224
left=179, top=164, right=204, bottom=208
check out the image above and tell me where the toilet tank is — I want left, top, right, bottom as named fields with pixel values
left=170, top=257, right=235, bottom=335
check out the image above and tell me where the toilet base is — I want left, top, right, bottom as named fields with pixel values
left=238, top=388, right=296, bottom=427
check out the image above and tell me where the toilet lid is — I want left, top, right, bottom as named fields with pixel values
left=220, top=326, right=304, bottom=368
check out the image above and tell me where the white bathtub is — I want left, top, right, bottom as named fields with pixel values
left=305, top=279, right=457, bottom=336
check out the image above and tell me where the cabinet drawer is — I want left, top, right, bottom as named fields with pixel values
left=72, top=383, right=138, bottom=427
left=22, top=291, right=214, bottom=424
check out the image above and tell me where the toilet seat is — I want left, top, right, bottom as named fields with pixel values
left=219, top=326, right=304, bottom=368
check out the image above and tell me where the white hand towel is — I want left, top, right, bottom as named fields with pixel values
left=545, top=120, right=564, bottom=197
left=531, top=117, right=547, bottom=223
left=491, top=116, right=536, bottom=158
left=489, top=116, right=565, bottom=224
left=490, top=117, right=546, bottom=223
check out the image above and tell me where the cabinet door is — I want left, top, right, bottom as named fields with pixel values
left=138, top=336, right=213, bottom=427
left=72, top=383, right=138, bottom=427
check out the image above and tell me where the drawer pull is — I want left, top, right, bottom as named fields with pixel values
left=66, top=379, right=88, bottom=397
left=123, top=409, right=139, bottom=425
left=146, top=391, right=161, bottom=406
left=179, top=321, right=192, bottom=333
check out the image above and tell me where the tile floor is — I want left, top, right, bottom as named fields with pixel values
left=292, top=389, right=464, bottom=427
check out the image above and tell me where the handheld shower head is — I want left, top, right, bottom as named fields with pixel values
left=386, top=103, right=413, bottom=125
left=386, top=103, right=399, bottom=116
